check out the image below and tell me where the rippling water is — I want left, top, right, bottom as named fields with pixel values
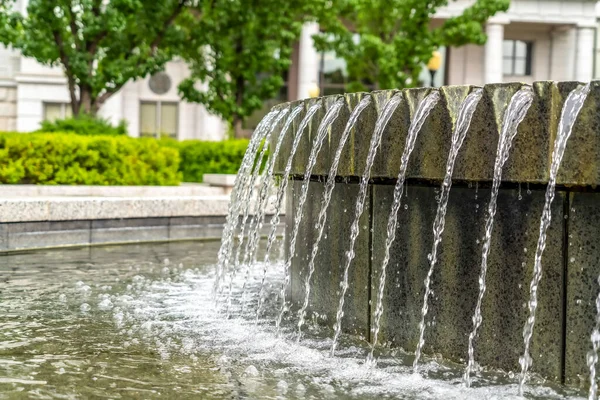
left=0, top=241, right=586, bottom=399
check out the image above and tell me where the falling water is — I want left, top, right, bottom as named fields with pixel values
left=273, top=99, right=345, bottom=331
left=295, top=96, right=373, bottom=340
left=588, top=276, right=600, bottom=400
left=411, top=89, right=483, bottom=370
left=226, top=115, right=281, bottom=309
left=243, top=102, right=322, bottom=321
left=463, top=86, right=534, bottom=386
left=214, top=109, right=279, bottom=298
left=221, top=105, right=300, bottom=312
left=366, top=90, right=444, bottom=365
left=518, top=83, right=591, bottom=394
left=329, top=92, right=404, bottom=356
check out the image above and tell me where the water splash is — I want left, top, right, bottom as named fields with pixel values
left=329, top=92, right=405, bottom=356
left=214, top=109, right=279, bottom=299
left=411, top=89, right=483, bottom=370
left=296, top=96, right=373, bottom=340
left=226, top=116, right=282, bottom=312
left=222, top=105, right=300, bottom=313
left=518, top=83, right=591, bottom=394
left=463, top=86, right=534, bottom=386
left=367, top=90, right=444, bottom=365
left=246, top=102, right=322, bottom=322
left=588, top=276, right=600, bottom=400
left=273, top=99, right=345, bottom=331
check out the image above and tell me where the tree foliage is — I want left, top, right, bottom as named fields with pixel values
left=315, top=0, right=510, bottom=91
left=0, top=0, right=195, bottom=116
left=178, top=0, right=331, bottom=137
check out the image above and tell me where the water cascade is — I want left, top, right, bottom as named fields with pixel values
left=518, top=83, right=590, bottom=394
left=214, top=109, right=279, bottom=298
left=221, top=104, right=299, bottom=311
left=215, top=81, right=600, bottom=396
left=275, top=98, right=344, bottom=331
left=411, top=88, right=482, bottom=370
left=296, top=95, right=373, bottom=340
left=367, top=90, right=442, bottom=364
left=259, top=102, right=326, bottom=317
left=330, top=92, right=404, bottom=356
left=463, top=86, right=534, bottom=386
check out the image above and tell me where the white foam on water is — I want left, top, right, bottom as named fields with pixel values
left=110, top=261, right=584, bottom=400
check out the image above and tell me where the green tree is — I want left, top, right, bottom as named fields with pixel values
left=315, top=0, right=510, bottom=91
left=178, top=0, right=330, bottom=138
left=0, top=0, right=195, bottom=116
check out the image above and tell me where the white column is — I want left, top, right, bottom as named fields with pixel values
left=550, top=27, right=576, bottom=81
left=575, top=25, right=595, bottom=82
left=484, top=22, right=505, bottom=84
left=297, top=22, right=320, bottom=100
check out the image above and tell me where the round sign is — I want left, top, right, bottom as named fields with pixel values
left=149, top=72, right=172, bottom=95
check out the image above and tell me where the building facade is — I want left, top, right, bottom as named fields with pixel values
left=0, top=0, right=598, bottom=139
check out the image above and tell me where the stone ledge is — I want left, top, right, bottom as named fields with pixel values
left=0, top=184, right=226, bottom=197
left=0, top=196, right=231, bottom=223
left=271, top=81, right=600, bottom=188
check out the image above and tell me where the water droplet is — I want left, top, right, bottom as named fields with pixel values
left=80, top=303, right=91, bottom=312
left=58, top=293, right=67, bottom=303
left=570, top=257, right=575, bottom=263
left=404, top=204, right=408, bottom=210
left=276, top=380, right=289, bottom=394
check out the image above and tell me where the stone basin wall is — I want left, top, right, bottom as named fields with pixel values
left=270, top=81, right=600, bottom=387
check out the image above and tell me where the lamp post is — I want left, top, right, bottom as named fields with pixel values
left=427, top=51, right=442, bottom=87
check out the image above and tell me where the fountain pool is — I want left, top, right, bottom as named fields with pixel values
left=0, top=241, right=587, bottom=399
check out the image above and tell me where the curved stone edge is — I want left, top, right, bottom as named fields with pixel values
left=270, top=81, right=600, bottom=188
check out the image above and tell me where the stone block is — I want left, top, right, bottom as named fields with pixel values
left=371, top=185, right=565, bottom=379
left=558, top=81, right=600, bottom=187
left=6, top=221, right=91, bottom=250
left=564, top=192, right=600, bottom=387
left=288, top=179, right=371, bottom=337
left=91, top=218, right=169, bottom=244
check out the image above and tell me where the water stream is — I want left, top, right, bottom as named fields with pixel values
left=367, top=90, right=443, bottom=365
left=273, top=99, right=345, bottom=331
left=214, top=109, right=279, bottom=298
left=411, top=89, right=483, bottom=370
left=247, top=102, right=323, bottom=324
left=221, top=105, right=299, bottom=312
left=463, top=86, right=534, bottom=386
left=518, top=83, right=591, bottom=394
left=329, top=92, right=404, bottom=356
left=296, top=96, right=373, bottom=340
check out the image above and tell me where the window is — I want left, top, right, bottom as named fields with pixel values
left=503, top=40, right=533, bottom=76
left=43, top=102, right=72, bottom=121
left=140, top=101, right=178, bottom=139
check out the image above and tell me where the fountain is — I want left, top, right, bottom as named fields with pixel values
left=218, top=81, right=600, bottom=394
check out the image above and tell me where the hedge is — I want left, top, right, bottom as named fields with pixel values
left=0, top=133, right=181, bottom=185
left=38, top=115, right=128, bottom=136
left=162, top=139, right=249, bottom=183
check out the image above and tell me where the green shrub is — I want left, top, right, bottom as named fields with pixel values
left=0, top=133, right=180, bottom=185
left=38, top=114, right=128, bottom=136
left=162, top=139, right=249, bottom=182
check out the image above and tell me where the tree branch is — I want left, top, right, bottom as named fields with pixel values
left=65, top=2, right=81, bottom=51
left=149, top=0, right=187, bottom=53
left=52, top=29, right=79, bottom=114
